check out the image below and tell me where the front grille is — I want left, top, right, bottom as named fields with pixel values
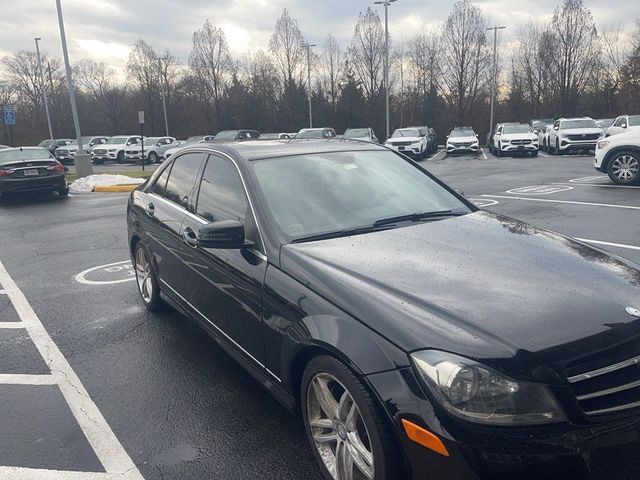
left=391, top=141, right=412, bottom=147
left=125, top=150, right=139, bottom=155
left=93, top=149, right=107, bottom=155
left=57, top=149, right=69, bottom=155
left=453, top=142, right=472, bottom=147
left=567, top=133, right=600, bottom=141
left=510, top=139, right=531, bottom=145
left=566, top=341, right=640, bottom=416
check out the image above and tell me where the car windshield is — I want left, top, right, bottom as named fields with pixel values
left=0, top=148, right=52, bottom=165
left=561, top=119, right=597, bottom=129
left=503, top=125, right=532, bottom=134
left=391, top=129, right=420, bottom=138
left=629, top=116, right=640, bottom=126
left=214, top=131, right=239, bottom=140
left=450, top=129, right=474, bottom=137
left=296, top=130, right=325, bottom=139
left=38, top=140, right=54, bottom=148
left=251, top=150, right=470, bottom=242
left=107, top=136, right=129, bottom=144
left=596, top=119, right=613, bottom=128
left=344, top=129, right=370, bottom=138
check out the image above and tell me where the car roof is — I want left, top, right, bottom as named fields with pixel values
left=182, top=139, right=383, bottom=162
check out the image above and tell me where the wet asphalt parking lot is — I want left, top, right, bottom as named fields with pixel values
left=0, top=148, right=638, bottom=479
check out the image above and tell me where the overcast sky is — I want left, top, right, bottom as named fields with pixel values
left=0, top=0, right=637, bottom=78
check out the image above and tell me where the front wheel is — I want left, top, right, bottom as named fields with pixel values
left=133, top=243, right=167, bottom=312
left=116, top=151, right=125, bottom=164
left=496, top=143, right=502, bottom=157
left=302, top=356, right=404, bottom=480
left=607, top=151, right=640, bottom=185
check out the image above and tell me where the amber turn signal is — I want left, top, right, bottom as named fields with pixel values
left=401, top=419, right=450, bottom=457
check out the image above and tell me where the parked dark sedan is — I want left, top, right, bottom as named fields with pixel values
left=0, top=147, right=67, bottom=199
left=127, top=140, right=640, bottom=480
left=37, top=138, right=73, bottom=155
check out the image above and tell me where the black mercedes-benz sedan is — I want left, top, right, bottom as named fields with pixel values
left=0, top=147, right=68, bottom=199
left=127, top=140, right=640, bottom=480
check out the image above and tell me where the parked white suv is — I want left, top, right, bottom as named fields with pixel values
left=594, top=129, right=640, bottom=184
left=385, top=127, right=429, bottom=159
left=92, top=135, right=142, bottom=164
left=445, top=127, right=479, bottom=156
left=491, top=123, right=538, bottom=157
left=606, top=115, right=640, bottom=137
left=547, top=118, right=604, bottom=155
left=55, top=136, right=109, bottom=164
left=125, top=136, right=176, bottom=163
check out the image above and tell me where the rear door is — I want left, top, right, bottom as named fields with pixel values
left=142, top=152, right=205, bottom=298
left=179, top=153, right=268, bottom=368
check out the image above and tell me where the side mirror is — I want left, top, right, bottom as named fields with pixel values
left=197, top=220, right=254, bottom=249
left=622, top=123, right=627, bottom=129
left=554, top=126, right=559, bottom=130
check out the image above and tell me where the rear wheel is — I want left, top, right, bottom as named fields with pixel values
left=301, top=356, right=404, bottom=480
left=607, top=151, right=640, bottom=185
left=133, top=243, right=167, bottom=312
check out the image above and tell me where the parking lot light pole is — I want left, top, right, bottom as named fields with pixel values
left=487, top=26, right=506, bottom=138
left=34, top=38, right=54, bottom=140
left=303, top=43, right=316, bottom=128
left=155, top=55, right=169, bottom=136
left=374, top=0, right=397, bottom=141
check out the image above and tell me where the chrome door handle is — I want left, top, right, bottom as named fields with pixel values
left=145, top=202, right=155, bottom=217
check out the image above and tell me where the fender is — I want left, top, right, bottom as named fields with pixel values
left=603, top=144, right=640, bottom=170
left=262, top=265, right=410, bottom=398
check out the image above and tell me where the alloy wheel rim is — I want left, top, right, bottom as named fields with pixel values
left=612, top=155, right=639, bottom=181
left=307, top=373, right=374, bottom=480
left=135, top=247, right=153, bottom=303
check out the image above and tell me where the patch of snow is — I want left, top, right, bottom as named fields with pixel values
left=70, top=174, right=145, bottom=193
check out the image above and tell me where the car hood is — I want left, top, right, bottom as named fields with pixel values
left=387, top=137, right=422, bottom=144
left=501, top=133, right=537, bottom=141
left=561, top=128, right=603, bottom=136
left=609, top=129, right=640, bottom=144
left=447, top=136, right=477, bottom=143
left=280, top=211, right=640, bottom=375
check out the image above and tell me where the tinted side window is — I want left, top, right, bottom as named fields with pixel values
left=196, top=156, right=247, bottom=223
left=151, top=164, right=170, bottom=196
left=164, top=153, right=204, bottom=208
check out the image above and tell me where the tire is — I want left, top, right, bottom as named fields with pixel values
left=57, top=188, right=69, bottom=197
left=554, top=140, right=561, bottom=156
left=148, top=151, right=159, bottom=164
left=531, top=150, right=538, bottom=158
left=116, top=151, right=125, bottom=164
left=301, top=355, right=404, bottom=480
left=94, top=159, right=104, bottom=165
left=607, top=150, right=640, bottom=185
left=496, top=143, right=502, bottom=157
left=133, top=242, right=167, bottom=312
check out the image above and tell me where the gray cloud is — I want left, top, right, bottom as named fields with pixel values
left=0, top=0, right=637, bottom=77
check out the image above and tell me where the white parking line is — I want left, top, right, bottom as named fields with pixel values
left=0, top=262, right=143, bottom=479
left=0, top=374, right=57, bottom=385
left=552, top=182, right=640, bottom=190
left=0, top=322, right=25, bottom=329
left=481, top=194, right=640, bottom=211
left=426, top=150, right=446, bottom=161
left=575, top=238, right=640, bottom=252
left=481, top=148, right=488, bottom=160
left=0, top=467, right=141, bottom=480
left=538, top=152, right=551, bottom=157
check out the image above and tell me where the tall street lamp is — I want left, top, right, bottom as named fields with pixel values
left=303, top=43, right=316, bottom=128
left=374, top=0, right=397, bottom=141
left=155, top=55, right=169, bottom=136
left=487, top=26, right=506, bottom=137
left=34, top=38, right=53, bottom=140
left=55, top=0, right=83, bottom=153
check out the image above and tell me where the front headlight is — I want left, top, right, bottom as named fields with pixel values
left=597, top=140, right=610, bottom=150
left=411, top=350, right=565, bottom=425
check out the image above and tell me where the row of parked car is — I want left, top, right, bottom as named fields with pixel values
left=34, top=125, right=441, bottom=165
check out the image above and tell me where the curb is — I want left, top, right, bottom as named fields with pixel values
left=93, top=185, right=139, bottom=192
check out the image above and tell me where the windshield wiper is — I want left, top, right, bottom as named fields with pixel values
left=291, top=224, right=396, bottom=243
left=373, top=210, right=465, bottom=227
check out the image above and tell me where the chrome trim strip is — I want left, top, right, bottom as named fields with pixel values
left=584, top=399, right=640, bottom=415
left=568, top=354, right=640, bottom=383
left=148, top=193, right=207, bottom=225
left=576, top=378, right=640, bottom=401
left=159, top=279, right=281, bottom=383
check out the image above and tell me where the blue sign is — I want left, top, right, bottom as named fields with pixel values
left=3, top=106, right=16, bottom=126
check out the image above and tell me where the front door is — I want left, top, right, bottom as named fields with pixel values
left=179, top=154, right=268, bottom=368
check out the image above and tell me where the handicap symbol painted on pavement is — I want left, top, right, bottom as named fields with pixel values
left=75, top=260, right=136, bottom=285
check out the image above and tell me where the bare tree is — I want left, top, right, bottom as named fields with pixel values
left=320, top=34, right=342, bottom=117
left=548, top=0, right=600, bottom=114
left=439, top=0, right=491, bottom=125
left=348, top=7, right=385, bottom=102
left=407, top=31, right=441, bottom=98
left=189, top=20, right=235, bottom=130
left=269, top=8, right=306, bottom=86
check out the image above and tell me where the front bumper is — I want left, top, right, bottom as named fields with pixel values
left=500, top=143, right=538, bottom=154
left=387, top=144, right=425, bottom=157
left=92, top=151, right=118, bottom=162
left=0, top=173, right=66, bottom=196
left=559, top=140, right=599, bottom=152
left=446, top=144, right=479, bottom=154
left=367, top=368, right=640, bottom=480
